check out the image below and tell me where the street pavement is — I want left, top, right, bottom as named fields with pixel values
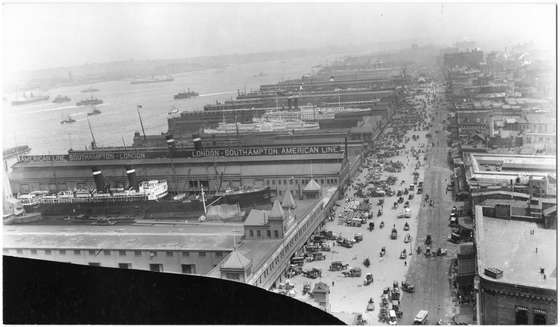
left=399, top=85, right=461, bottom=325
left=285, top=86, right=438, bottom=325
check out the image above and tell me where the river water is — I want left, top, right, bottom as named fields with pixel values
left=3, top=54, right=340, bottom=154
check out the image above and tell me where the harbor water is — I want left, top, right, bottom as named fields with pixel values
left=3, top=55, right=339, bottom=154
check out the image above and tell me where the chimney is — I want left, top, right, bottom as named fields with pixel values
left=91, top=167, right=105, bottom=193
left=192, top=134, right=202, bottom=151
left=125, top=165, right=138, bottom=191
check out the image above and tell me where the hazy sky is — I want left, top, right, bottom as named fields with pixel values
left=2, top=2, right=556, bottom=73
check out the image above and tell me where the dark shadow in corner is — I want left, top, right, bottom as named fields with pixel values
left=3, top=256, right=344, bottom=325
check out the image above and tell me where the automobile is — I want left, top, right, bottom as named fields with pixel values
left=404, top=222, right=410, bottom=231
left=448, top=232, right=461, bottom=243
left=404, top=233, right=412, bottom=243
left=364, top=273, right=373, bottom=286
left=367, top=298, right=375, bottom=311
left=414, top=310, right=429, bottom=325
left=399, top=249, right=407, bottom=259
left=343, top=267, right=362, bottom=277
left=391, top=228, right=398, bottom=240
left=402, top=281, right=415, bottom=293
left=354, top=233, right=364, bottom=242
left=409, top=184, right=415, bottom=191
left=389, top=310, right=398, bottom=325
left=449, top=216, right=458, bottom=226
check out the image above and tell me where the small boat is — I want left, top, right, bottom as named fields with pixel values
left=81, top=87, right=99, bottom=93
left=168, top=106, right=180, bottom=115
left=77, top=97, right=103, bottom=106
left=60, top=115, right=76, bottom=124
left=173, top=89, right=199, bottom=99
left=52, top=95, right=71, bottom=103
left=87, top=107, right=101, bottom=116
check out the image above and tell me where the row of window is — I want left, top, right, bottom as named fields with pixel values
left=266, top=178, right=338, bottom=186
left=4, top=248, right=223, bottom=258
left=248, top=229, right=280, bottom=238
left=88, top=262, right=196, bottom=274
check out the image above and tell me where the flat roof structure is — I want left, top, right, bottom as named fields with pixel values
left=474, top=206, right=556, bottom=290
left=3, top=224, right=242, bottom=251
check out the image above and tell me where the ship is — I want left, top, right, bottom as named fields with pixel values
left=81, top=87, right=99, bottom=93
left=52, top=95, right=71, bottom=103
left=87, top=107, right=102, bottom=116
left=17, top=168, right=274, bottom=218
left=77, top=97, right=103, bottom=106
left=131, top=75, right=174, bottom=85
left=60, top=115, right=76, bottom=124
left=174, top=89, right=199, bottom=99
left=11, top=93, right=50, bottom=106
left=203, top=118, right=320, bottom=135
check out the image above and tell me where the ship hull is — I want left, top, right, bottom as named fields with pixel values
left=23, top=188, right=274, bottom=218
left=11, top=96, right=50, bottom=106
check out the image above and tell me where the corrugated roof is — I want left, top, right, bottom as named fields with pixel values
left=303, top=179, right=322, bottom=192
left=220, top=250, right=251, bottom=270
left=268, top=200, right=285, bottom=219
left=244, top=209, right=268, bottom=226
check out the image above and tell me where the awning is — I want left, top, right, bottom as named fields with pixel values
left=515, top=306, right=529, bottom=312
left=533, top=308, right=547, bottom=315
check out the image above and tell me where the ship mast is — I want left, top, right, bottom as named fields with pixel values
left=201, top=185, right=207, bottom=215
left=137, top=105, right=147, bottom=140
left=87, top=117, right=97, bottom=149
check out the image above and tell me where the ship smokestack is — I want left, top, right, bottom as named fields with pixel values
left=165, top=134, right=176, bottom=151
left=192, top=133, right=202, bottom=151
left=91, top=167, right=105, bottom=193
left=125, top=165, right=138, bottom=191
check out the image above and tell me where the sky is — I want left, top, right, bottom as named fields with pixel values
left=2, top=2, right=556, bottom=73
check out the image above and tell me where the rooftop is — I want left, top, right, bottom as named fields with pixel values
left=474, top=206, right=556, bottom=290
left=3, top=223, right=241, bottom=251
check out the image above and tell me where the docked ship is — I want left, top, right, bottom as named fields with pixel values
left=17, top=167, right=273, bottom=218
left=87, top=107, right=102, bottom=116
left=52, top=95, right=71, bottom=103
left=11, top=93, right=50, bottom=106
left=203, top=118, right=320, bottom=135
left=174, top=89, right=199, bottom=99
left=77, top=97, right=103, bottom=106
left=81, top=87, right=99, bottom=93
left=131, top=75, right=174, bottom=84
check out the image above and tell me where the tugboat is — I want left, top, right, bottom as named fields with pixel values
left=87, top=107, right=101, bottom=116
left=173, top=89, right=199, bottom=99
left=76, top=96, right=103, bottom=106
left=81, top=87, right=99, bottom=93
left=60, top=115, right=76, bottom=124
left=52, top=95, right=71, bottom=103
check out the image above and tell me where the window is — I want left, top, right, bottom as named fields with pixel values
left=272, top=180, right=276, bottom=185
left=16, top=249, right=23, bottom=254
left=74, top=250, right=81, bottom=255
left=533, top=310, right=547, bottom=324
left=266, top=180, right=270, bottom=185
left=103, top=250, right=111, bottom=256
left=515, top=306, right=529, bottom=325
left=149, top=264, right=163, bottom=272
left=149, top=251, right=157, bottom=257
left=45, top=249, right=52, bottom=255
left=267, top=230, right=271, bottom=238
left=118, top=263, right=131, bottom=269
left=225, top=272, right=240, bottom=280
left=89, top=250, right=96, bottom=255
left=182, top=264, right=195, bottom=274
left=274, top=230, right=279, bottom=238
left=119, top=250, right=126, bottom=256
left=182, top=251, right=189, bottom=257
left=257, top=230, right=261, bottom=237
left=89, top=262, right=100, bottom=266
left=249, top=230, right=254, bottom=237
left=59, top=249, right=66, bottom=255
left=166, top=251, right=174, bottom=257
left=215, top=251, right=223, bottom=258
left=198, top=252, right=206, bottom=257
left=31, top=249, right=37, bottom=255
left=199, top=181, right=209, bottom=188
left=134, top=250, right=142, bottom=256
left=188, top=180, right=198, bottom=188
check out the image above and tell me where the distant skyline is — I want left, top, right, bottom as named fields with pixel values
left=3, top=3, right=555, bottom=75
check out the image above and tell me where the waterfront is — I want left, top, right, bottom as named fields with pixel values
left=3, top=54, right=341, bottom=154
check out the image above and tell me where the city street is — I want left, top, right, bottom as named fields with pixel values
left=285, top=86, right=439, bottom=325
left=400, top=87, right=460, bottom=325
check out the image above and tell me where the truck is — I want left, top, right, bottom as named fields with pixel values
left=414, top=310, right=429, bottom=325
